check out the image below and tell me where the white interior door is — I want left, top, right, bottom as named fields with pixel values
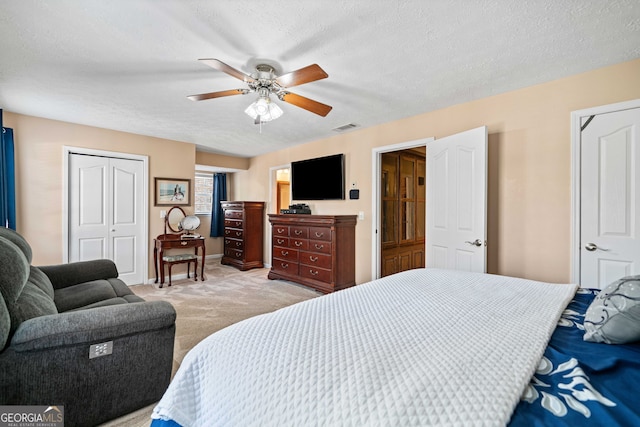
left=69, top=153, right=145, bottom=285
left=580, top=107, right=640, bottom=288
left=426, top=126, right=487, bottom=272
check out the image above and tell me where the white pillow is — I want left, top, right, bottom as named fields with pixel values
left=583, top=275, right=640, bottom=344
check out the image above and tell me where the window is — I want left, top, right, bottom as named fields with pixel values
left=194, top=172, right=214, bottom=214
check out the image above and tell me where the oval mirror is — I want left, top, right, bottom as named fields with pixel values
left=166, top=206, right=186, bottom=233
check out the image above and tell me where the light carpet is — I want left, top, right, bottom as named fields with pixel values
left=99, top=258, right=321, bottom=427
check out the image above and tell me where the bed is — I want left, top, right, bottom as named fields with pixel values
left=150, top=268, right=640, bottom=426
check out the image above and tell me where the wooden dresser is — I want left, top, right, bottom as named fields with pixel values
left=221, top=201, right=265, bottom=270
left=268, top=214, right=357, bottom=293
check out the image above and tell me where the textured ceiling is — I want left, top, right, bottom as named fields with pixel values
left=1, top=0, right=639, bottom=157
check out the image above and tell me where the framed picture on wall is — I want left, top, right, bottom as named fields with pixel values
left=154, top=177, right=191, bottom=206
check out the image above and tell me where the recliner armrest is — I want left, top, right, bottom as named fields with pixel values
left=9, top=300, right=176, bottom=352
left=38, top=259, right=119, bottom=289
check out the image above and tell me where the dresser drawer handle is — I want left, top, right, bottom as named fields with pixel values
left=314, top=244, right=324, bottom=250
left=236, top=242, right=241, bottom=247
left=314, top=232, right=324, bottom=237
left=309, top=256, right=318, bottom=262
left=294, top=230, right=303, bottom=235
left=280, top=262, right=289, bottom=269
left=277, top=238, right=285, bottom=244
left=181, top=241, right=188, bottom=246
left=235, top=232, right=242, bottom=237
left=277, top=228, right=286, bottom=233
left=225, top=230, right=230, bottom=235
left=281, top=250, right=289, bottom=256
left=235, top=252, right=242, bottom=258
left=294, top=241, right=302, bottom=247
left=309, top=269, right=319, bottom=276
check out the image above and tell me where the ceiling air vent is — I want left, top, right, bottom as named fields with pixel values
left=332, top=123, right=359, bottom=132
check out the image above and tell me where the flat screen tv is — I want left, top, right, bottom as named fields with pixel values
left=291, top=154, right=345, bottom=200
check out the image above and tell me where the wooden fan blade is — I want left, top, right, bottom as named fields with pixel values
left=187, top=89, right=247, bottom=101
left=275, top=64, right=328, bottom=88
left=280, top=92, right=332, bottom=117
left=198, top=58, right=255, bottom=83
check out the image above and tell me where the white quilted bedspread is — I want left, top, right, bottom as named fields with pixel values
left=152, top=268, right=577, bottom=427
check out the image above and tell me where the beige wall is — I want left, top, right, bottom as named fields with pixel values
left=5, top=59, right=640, bottom=285
left=231, top=58, right=640, bottom=285
left=2, top=113, right=198, bottom=280
left=196, top=151, right=250, bottom=170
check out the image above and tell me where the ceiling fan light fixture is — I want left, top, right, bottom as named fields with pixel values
left=244, top=96, right=283, bottom=122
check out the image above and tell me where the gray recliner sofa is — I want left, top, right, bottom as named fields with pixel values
left=0, top=227, right=176, bottom=426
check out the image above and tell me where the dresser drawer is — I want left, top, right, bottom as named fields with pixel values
left=224, top=210, right=243, bottom=219
left=224, top=248, right=244, bottom=259
left=291, top=239, right=308, bottom=250
left=299, top=251, right=332, bottom=269
left=299, top=265, right=331, bottom=283
left=273, top=247, right=298, bottom=262
left=225, top=238, right=244, bottom=250
left=272, top=259, right=298, bottom=275
left=290, top=227, right=308, bottom=238
left=309, top=227, right=331, bottom=241
left=272, top=236, right=289, bottom=248
left=308, top=240, right=331, bottom=254
left=273, top=225, right=289, bottom=237
left=225, top=228, right=244, bottom=239
left=159, top=239, right=200, bottom=249
left=224, top=219, right=243, bottom=228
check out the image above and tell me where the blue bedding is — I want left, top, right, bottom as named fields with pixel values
left=152, top=288, right=640, bottom=427
left=509, top=288, right=640, bottom=426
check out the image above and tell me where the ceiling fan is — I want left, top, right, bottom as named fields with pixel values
left=188, top=59, right=332, bottom=124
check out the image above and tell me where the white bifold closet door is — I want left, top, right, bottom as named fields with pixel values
left=69, top=153, right=145, bottom=285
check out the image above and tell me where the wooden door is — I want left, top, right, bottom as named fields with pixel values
left=380, top=151, right=426, bottom=276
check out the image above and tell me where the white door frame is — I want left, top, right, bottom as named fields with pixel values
left=63, top=146, right=149, bottom=283
left=268, top=163, right=292, bottom=268
left=371, top=137, right=434, bottom=279
left=570, top=98, right=640, bottom=284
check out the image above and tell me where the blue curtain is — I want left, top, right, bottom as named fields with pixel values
left=0, top=110, right=16, bottom=230
left=210, top=173, right=227, bottom=237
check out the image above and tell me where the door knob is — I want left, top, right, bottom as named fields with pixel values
left=465, top=239, right=483, bottom=247
left=585, top=243, right=609, bottom=252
